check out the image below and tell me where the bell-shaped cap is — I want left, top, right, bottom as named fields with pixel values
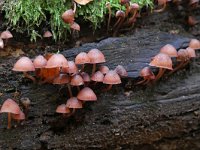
left=91, top=71, right=104, bottom=82
left=12, top=110, right=25, bottom=120
left=46, top=54, right=68, bottom=68
left=186, top=47, right=196, bottom=58
left=114, top=65, right=128, bottom=77
left=140, top=67, right=155, bottom=80
left=56, top=104, right=70, bottom=114
left=66, top=97, right=82, bottom=109
left=53, top=74, right=70, bottom=84
left=75, top=52, right=90, bottom=65
left=43, top=30, right=53, bottom=38
left=116, top=10, right=125, bottom=18
left=66, top=61, right=78, bottom=74
left=70, top=74, right=84, bottom=86
left=33, top=55, right=47, bottom=68
left=103, top=70, right=121, bottom=84
left=0, top=30, right=13, bottom=39
left=0, top=99, right=20, bottom=114
left=99, top=66, right=109, bottom=75
left=160, top=44, right=178, bottom=57
left=61, top=9, right=75, bottom=24
left=149, top=53, right=173, bottom=70
left=77, top=87, right=97, bottom=101
left=70, top=22, right=80, bottom=31
left=13, top=56, right=35, bottom=72
left=81, top=72, right=90, bottom=82
left=189, top=39, right=200, bottom=50
left=177, top=49, right=190, bottom=62
left=88, top=49, right=106, bottom=64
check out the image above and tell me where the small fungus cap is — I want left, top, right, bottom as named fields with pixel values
left=12, top=110, right=25, bottom=120
left=53, top=74, right=70, bottom=84
left=140, top=67, right=155, bottom=80
left=99, top=66, right=109, bottom=75
left=114, top=65, right=128, bottom=77
left=43, top=31, right=53, bottom=38
left=116, top=10, right=125, bottom=18
left=160, top=44, right=178, bottom=57
left=91, top=71, right=104, bottom=82
left=45, top=54, right=68, bottom=68
left=66, top=97, right=83, bottom=109
left=88, top=49, right=106, bottom=64
left=77, top=87, right=97, bottom=101
left=186, top=47, right=196, bottom=58
left=0, top=30, right=13, bottom=39
left=103, top=70, right=122, bottom=85
left=70, top=22, right=80, bottom=31
left=66, top=61, right=78, bottom=74
left=70, top=74, right=84, bottom=86
left=177, top=49, right=190, bottom=62
left=75, top=52, right=90, bottom=64
left=0, top=99, right=20, bottom=114
left=189, top=39, right=200, bottom=50
left=81, top=72, right=91, bottom=82
left=33, top=55, right=47, bottom=68
left=62, top=9, right=75, bottom=24
left=13, top=56, right=35, bottom=72
left=149, top=53, right=173, bottom=70
left=56, top=104, right=70, bottom=114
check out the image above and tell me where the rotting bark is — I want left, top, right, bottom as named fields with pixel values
left=0, top=9, right=200, bottom=150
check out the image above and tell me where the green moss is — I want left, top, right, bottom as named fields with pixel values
left=2, top=0, right=153, bottom=42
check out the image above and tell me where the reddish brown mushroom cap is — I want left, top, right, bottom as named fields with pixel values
left=186, top=47, right=196, bottom=58
left=77, top=87, right=97, bottom=101
left=70, top=74, right=84, bottom=86
left=149, top=53, right=173, bottom=70
left=45, top=54, right=68, bottom=68
left=56, top=104, right=70, bottom=114
left=114, top=65, right=128, bottom=77
left=13, top=56, right=35, bottom=72
left=12, top=110, right=25, bottom=120
left=0, top=99, right=20, bottom=114
left=91, top=71, right=104, bottom=82
left=99, top=66, right=109, bottom=75
left=0, top=30, right=13, bottom=39
left=70, top=22, right=80, bottom=31
left=189, top=39, right=200, bottom=50
left=33, top=55, right=47, bottom=68
left=66, top=61, right=78, bottom=74
left=61, top=9, right=75, bottom=24
left=103, top=70, right=122, bottom=85
left=81, top=72, right=91, bottom=82
left=43, top=31, right=53, bottom=38
left=87, top=49, right=106, bottom=64
left=75, top=52, right=90, bottom=65
left=160, top=44, right=178, bottom=57
left=140, top=67, right=155, bottom=80
left=66, top=97, right=82, bottom=109
left=53, top=74, right=70, bottom=84
left=177, top=49, right=190, bottom=62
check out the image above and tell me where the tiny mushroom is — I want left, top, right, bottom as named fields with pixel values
left=43, top=30, right=53, bottom=38
left=114, top=65, right=128, bottom=77
left=70, top=22, right=80, bottom=31
left=77, top=87, right=97, bottom=101
left=12, top=56, right=36, bottom=82
left=136, top=67, right=155, bottom=85
left=66, top=97, right=83, bottom=115
left=99, top=65, right=109, bottom=75
left=62, top=61, right=78, bottom=75
left=154, top=0, right=167, bottom=12
left=0, top=30, right=13, bottom=45
left=75, top=52, right=90, bottom=71
left=56, top=104, right=70, bottom=115
left=159, top=44, right=178, bottom=57
left=103, top=70, right=122, bottom=91
left=81, top=72, right=91, bottom=86
left=87, top=49, right=106, bottom=74
left=0, top=99, right=20, bottom=129
left=149, top=53, right=173, bottom=81
left=70, top=74, right=84, bottom=91
left=12, top=110, right=25, bottom=123
left=189, top=39, right=200, bottom=50
left=62, top=9, right=75, bottom=24
left=91, top=71, right=104, bottom=83
left=45, top=53, right=68, bottom=68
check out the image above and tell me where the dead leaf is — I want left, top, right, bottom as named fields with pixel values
left=74, top=0, right=93, bottom=5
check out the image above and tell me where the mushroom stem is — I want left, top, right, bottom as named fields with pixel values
left=154, top=3, right=166, bottom=13
left=66, top=108, right=76, bottom=118
left=106, top=2, right=112, bottom=33
left=92, top=64, right=96, bottom=75
left=126, top=10, right=137, bottom=26
left=73, top=1, right=77, bottom=13
left=113, top=17, right=125, bottom=36
left=7, top=112, right=11, bottom=129
left=135, top=78, right=147, bottom=85
left=23, top=72, right=36, bottom=83
left=155, top=68, right=166, bottom=82
left=67, top=84, right=73, bottom=97
left=168, top=61, right=185, bottom=76
left=77, top=86, right=80, bottom=92
left=80, top=64, right=85, bottom=72
left=125, top=3, right=130, bottom=18
left=113, top=18, right=121, bottom=29
left=103, top=84, right=113, bottom=91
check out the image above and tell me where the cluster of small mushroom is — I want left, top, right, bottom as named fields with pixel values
left=136, top=38, right=200, bottom=85
left=0, top=99, right=26, bottom=129
left=12, top=48, right=127, bottom=117
left=107, top=0, right=140, bottom=35
left=0, top=30, right=13, bottom=49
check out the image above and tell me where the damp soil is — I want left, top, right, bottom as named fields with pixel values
left=0, top=6, right=200, bottom=150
